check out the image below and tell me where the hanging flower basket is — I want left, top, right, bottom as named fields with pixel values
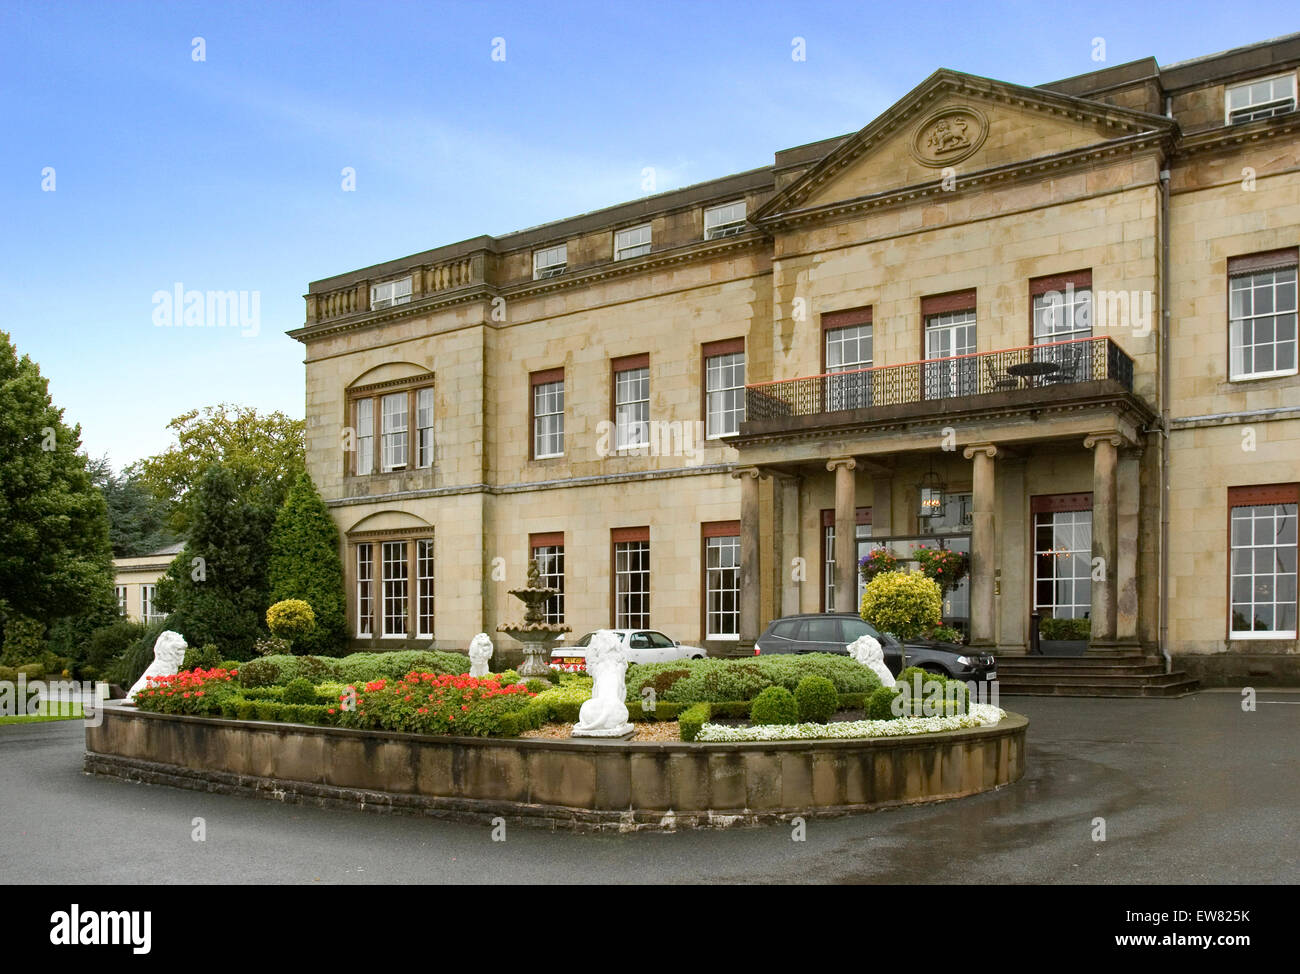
left=859, top=547, right=900, bottom=584
left=911, top=545, right=969, bottom=593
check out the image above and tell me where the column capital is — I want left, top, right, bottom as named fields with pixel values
left=961, top=443, right=998, bottom=461
left=730, top=465, right=765, bottom=480
left=826, top=457, right=857, bottom=473
left=1083, top=431, right=1124, bottom=450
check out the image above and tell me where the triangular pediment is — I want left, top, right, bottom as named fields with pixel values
left=758, top=70, right=1174, bottom=222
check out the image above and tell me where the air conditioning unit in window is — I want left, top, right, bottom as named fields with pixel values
left=537, top=265, right=566, bottom=279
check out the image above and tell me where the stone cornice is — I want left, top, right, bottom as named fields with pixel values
left=325, top=461, right=739, bottom=507
left=756, top=131, right=1173, bottom=234
left=288, top=234, right=769, bottom=345
left=1174, top=111, right=1300, bottom=158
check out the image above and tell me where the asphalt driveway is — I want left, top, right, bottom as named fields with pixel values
left=2, top=690, right=1296, bottom=884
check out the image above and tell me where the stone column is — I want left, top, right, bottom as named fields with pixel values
left=827, top=457, right=858, bottom=613
left=1084, top=433, right=1122, bottom=648
left=1116, top=447, right=1143, bottom=650
left=777, top=474, right=802, bottom=618
left=733, top=467, right=763, bottom=642
left=963, top=444, right=998, bottom=647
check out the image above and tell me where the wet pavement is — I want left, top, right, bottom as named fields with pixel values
left=2, top=690, right=1296, bottom=884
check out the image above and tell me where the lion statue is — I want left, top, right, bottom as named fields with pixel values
left=572, top=630, right=633, bottom=737
left=846, top=633, right=896, bottom=688
left=126, top=630, right=189, bottom=702
left=467, top=633, right=494, bottom=677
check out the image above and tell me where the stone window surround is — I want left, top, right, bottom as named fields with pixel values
left=345, top=374, right=435, bottom=478
left=1227, top=248, right=1298, bottom=382
left=611, top=525, right=650, bottom=629
left=1226, top=483, right=1299, bottom=641
left=701, top=520, right=741, bottom=640
left=702, top=337, right=746, bottom=440
left=347, top=527, right=434, bottom=641
left=610, top=353, right=650, bottom=452
left=529, top=531, right=565, bottom=625
left=529, top=367, right=566, bottom=461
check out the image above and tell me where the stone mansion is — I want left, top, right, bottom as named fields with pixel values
left=290, top=34, right=1300, bottom=685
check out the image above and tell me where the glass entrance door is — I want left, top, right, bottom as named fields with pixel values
left=924, top=311, right=977, bottom=399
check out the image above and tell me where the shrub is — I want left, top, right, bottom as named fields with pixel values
left=1, top=615, right=47, bottom=666
left=0, top=665, right=15, bottom=683
left=335, top=672, right=535, bottom=737
left=334, top=651, right=468, bottom=684
left=651, top=668, right=691, bottom=695
left=16, top=662, right=44, bottom=679
left=134, top=667, right=240, bottom=715
left=253, top=636, right=290, bottom=657
left=678, top=703, right=711, bottom=742
left=1041, top=616, right=1090, bottom=640
left=861, top=571, right=942, bottom=640
left=104, top=617, right=171, bottom=687
left=82, top=620, right=145, bottom=678
left=928, top=625, right=963, bottom=645
left=238, top=657, right=283, bottom=688
left=794, top=676, right=838, bottom=723
left=182, top=644, right=222, bottom=672
left=750, top=686, right=798, bottom=725
left=281, top=677, right=317, bottom=705
left=866, top=685, right=901, bottom=720
left=220, top=660, right=242, bottom=670
left=266, top=599, right=316, bottom=644
left=267, top=472, right=348, bottom=656
left=624, top=654, right=881, bottom=705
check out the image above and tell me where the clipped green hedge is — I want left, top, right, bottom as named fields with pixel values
left=624, top=654, right=881, bottom=706
left=236, top=650, right=473, bottom=689
left=679, top=703, right=711, bottom=742
left=795, top=675, right=838, bottom=723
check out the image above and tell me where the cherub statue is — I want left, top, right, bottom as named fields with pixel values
left=126, top=630, right=188, bottom=701
left=846, top=633, right=896, bottom=688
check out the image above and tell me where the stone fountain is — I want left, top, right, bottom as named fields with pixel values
left=497, top=560, right=571, bottom=677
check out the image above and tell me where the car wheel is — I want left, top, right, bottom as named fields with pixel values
left=690, top=654, right=704, bottom=660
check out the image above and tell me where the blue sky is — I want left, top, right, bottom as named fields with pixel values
left=3, top=0, right=1297, bottom=470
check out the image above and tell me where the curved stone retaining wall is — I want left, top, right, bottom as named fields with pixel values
left=85, top=704, right=1027, bottom=830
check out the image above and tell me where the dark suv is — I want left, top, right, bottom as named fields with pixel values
left=754, top=613, right=997, bottom=683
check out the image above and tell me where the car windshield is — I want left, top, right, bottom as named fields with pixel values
left=575, top=632, right=627, bottom=648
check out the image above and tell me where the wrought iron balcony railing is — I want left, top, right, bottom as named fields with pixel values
left=745, top=337, right=1134, bottom=423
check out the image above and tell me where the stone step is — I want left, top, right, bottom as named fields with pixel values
left=998, top=679, right=1200, bottom=698
left=996, top=663, right=1167, bottom=677
left=998, top=670, right=1194, bottom=686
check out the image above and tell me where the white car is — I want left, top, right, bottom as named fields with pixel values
left=549, top=629, right=708, bottom=672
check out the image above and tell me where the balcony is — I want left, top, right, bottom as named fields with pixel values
left=742, top=337, right=1138, bottom=437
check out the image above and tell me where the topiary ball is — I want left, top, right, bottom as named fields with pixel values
left=867, top=685, right=901, bottom=720
left=281, top=677, right=317, bottom=705
left=749, top=685, right=799, bottom=725
left=794, top=675, right=838, bottom=723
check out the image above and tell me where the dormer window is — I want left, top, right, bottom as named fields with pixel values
left=533, top=244, right=567, bottom=280
left=1226, top=74, right=1296, bottom=124
left=704, top=201, right=747, bottom=240
left=370, top=276, right=412, bottom=310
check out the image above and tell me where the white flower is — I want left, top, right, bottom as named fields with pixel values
left=693, top=703, right=1007, bottom=743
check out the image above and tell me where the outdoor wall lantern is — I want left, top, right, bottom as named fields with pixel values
left=917, top=458, right=945, bottom=519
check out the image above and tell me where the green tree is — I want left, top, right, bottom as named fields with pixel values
left=133, top=403, right=304, bottom=534
left=86, top=455, right=177, bottom=557
left=155, top=463, right=276, bottom=659
left=0, top=331, right=115, bottom=627
left=267, top=473, right=347, bottom=656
